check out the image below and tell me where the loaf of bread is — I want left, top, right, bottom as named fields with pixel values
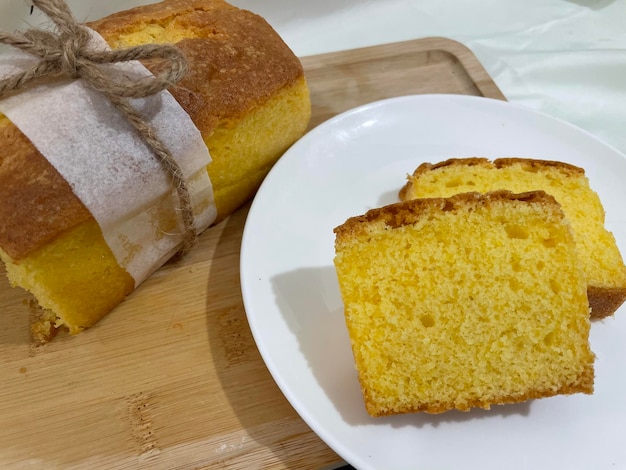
left=0, top=0, right=311, bottom=341
left=334, top=191, right=594, bottom=416
left=400, top=157, right=626, bottom=319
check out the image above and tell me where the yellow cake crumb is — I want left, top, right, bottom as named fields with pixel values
left=334, top=191, right=594, bottom=416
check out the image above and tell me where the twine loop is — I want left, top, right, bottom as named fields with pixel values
left=0, top=0, right=197, bottom=254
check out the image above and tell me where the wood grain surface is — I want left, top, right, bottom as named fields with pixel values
left=0, top=37, right=504, bottom=470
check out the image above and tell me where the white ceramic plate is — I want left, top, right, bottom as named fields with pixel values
left=240, top=94, right=626, bottom=470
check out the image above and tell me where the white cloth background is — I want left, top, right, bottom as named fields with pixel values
left=229, top=0, right=626, bottom=156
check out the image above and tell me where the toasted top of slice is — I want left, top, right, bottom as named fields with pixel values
left=335, top=189, right=563, bottom=243
left=399, top=157, right=584, bottom=201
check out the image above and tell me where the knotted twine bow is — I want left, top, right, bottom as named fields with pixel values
left=0, top=0, right=197, bottom=254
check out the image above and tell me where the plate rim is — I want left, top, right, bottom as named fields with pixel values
left=240, top=93, right=626, bottom=469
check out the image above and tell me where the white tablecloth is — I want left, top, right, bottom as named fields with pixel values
left=230, top=0, right=626, bottom=157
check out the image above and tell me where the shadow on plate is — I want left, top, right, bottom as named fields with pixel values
left=377, top=187, right=403, bottom=208
left=271, top=266, right=532, bottom=430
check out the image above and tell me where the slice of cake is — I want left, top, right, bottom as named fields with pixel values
left=400, top=157, right=626, bottom=319
left=333, top=191, right=594, bottom=416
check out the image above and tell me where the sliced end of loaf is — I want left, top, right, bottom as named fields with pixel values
left=334, top=190, right=594, bottom=416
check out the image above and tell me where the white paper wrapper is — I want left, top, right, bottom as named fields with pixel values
left=0, top=31, right=217, bottom=284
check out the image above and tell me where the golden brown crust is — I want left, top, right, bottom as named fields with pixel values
left=414, top=156, right=491, bottom=175
left=399, top=157, right=585, bottom=201
left=588, top=286, right=626, bottom=319
left=335, top=190, right=560, bottom=244
left=0, top=0, right=305, bottom=261
left=0, top=117, right=93, bottom=260
left=89, top=0, right=305, bottom=135
left=493, top=157, right=584, bottom=174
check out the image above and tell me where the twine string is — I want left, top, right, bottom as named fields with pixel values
left=0, top=0, right=197, bottom=254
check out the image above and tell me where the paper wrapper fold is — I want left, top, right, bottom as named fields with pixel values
left=0, top=31, right=216, bottom=285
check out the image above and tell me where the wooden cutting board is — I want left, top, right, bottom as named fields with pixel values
left=0, top=37, right=505, bottom=470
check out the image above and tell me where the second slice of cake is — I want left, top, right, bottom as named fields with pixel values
left=400, top=158, right=626, bottom=318
left=334, top=191, right=594, bottom=417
